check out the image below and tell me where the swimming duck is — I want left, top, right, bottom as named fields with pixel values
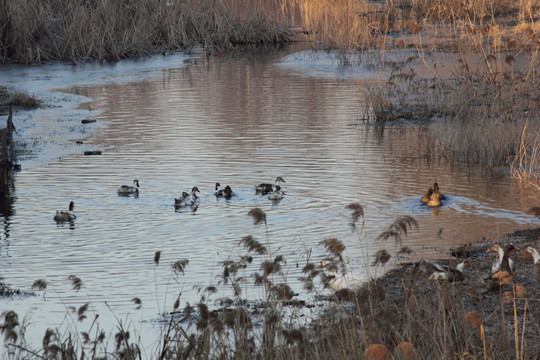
left=420, top=187, right=433, bottom=204
left=215, top=183, right=235, bottom=200
left=174, top=187, right=200, bottom=208
left=433, top=182, right=447, bottom=200
left=214, top=183, right=222, bottom=196
left=425, top=260, right=471, bottom=282
left=487, top=244, right=516, bottom=274
left=522, top=246, right=540, bottom=283
left=174, top=191, right=191, bottom=208
left=190, top=187, right=200, bottom=206
left=426, top=192, right=442, bottom=207
left=319, top=261, right=366, bottom=291
left=54, top=201, right=76, bottom=222
left=268, top=185, right=285, bottom=200
left=256, top=176, right=285, bottom=195
left=118, top=179, right=139, bottom=195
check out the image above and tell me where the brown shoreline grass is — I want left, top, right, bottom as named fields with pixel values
left=0, top=0, right=293, bottom=64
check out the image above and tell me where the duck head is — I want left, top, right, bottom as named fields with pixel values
left=455, top=261, right=472, bottom=272
left=522, top=246, right=540, bottom=263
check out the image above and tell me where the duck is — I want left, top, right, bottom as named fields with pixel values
left=426, top=191, right=442, bottom=207
left=319, top=261, right=366, bottom=291
left=174, top=191, right=191, bottom=208
left=433, top=182, right=447, bottom=200
left=522, top=246, right=540, bottom=283
left=117, top=179, right=139, bottom=195
left=174, top=186, right=200, bottom=208
left=425, top=260, right=471, bottom=282
left=268, top=186, right=285, bottom=200
left=54, top=201, right=76, bottom=222
left=256, top=176, right=285, bottom=195
left=190, top=186, right=200, bottom=206
left=487, top=244, right=517, bottom=274
left=215, top=183, right=235, bottom=200
left=214, top=183, right=222, bottom=196
left=421, top=187, right=433, bottom=204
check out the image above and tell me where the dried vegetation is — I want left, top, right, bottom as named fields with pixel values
left=2, top=206, right=540, bottom=359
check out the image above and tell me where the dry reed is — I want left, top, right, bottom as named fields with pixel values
left=3, top=206, right=540, bottom=359
left=0, top=0, right=293, bottom=64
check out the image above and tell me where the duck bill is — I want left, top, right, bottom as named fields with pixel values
left=487, top=247, right=496, bottom=253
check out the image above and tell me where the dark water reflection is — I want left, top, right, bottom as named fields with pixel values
left=0, top=50, right=538, bottom=349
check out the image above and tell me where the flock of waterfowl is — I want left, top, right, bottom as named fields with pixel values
left=54, top=177, right=540, bottom=293
left=319, top=243, right=540, bottom=293
left=53, top=176, right=287, bottom=221
left=422, top=243, right=540, bottom=291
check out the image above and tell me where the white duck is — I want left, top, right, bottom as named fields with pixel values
left=319, top=261, right=366, bottom=291
left=522, top=246, right=540, bottom=283
left=54, top=201, right=76, bottom=222
left=487, top=244, right=516, bottom=274
left=117, top=179, right=139, bottom=195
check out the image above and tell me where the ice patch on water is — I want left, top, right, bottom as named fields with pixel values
left=0, top=52, right=194, bottom=169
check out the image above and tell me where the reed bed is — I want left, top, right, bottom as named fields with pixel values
left=0, top=0, right=292, bottom=64
left=2, top=206, right=540, bottom=359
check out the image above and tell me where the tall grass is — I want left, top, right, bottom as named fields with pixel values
left=2, top=205, right=540, bottom=359
left=0, top=0, right=292, bottom=64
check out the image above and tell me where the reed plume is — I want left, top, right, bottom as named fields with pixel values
left=239, top=235, right=268, bottom=255
left=77, top=303, right=89, bottom=322
left=364, top=343, right=391, bottom=360
left=31, top=279, right=47, bottom=291
left=376, top=216, right=418, bottom=245
left=372, top=249, right=392, bottom=265
left=171, top=259, right=189, bottom=275
left=68, top=275, right=82, bottom=291
left=346, top=203, right=364, bottom=229
left=0, top=310, right=19, bottom=343
left=321, top=238, right=346, bottom=258
left=248, top=208, right=267, bottom=225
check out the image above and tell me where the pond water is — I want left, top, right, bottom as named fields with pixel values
left=0, top=48, right=537, bottom=354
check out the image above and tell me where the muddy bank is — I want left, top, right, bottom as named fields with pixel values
left=318, top=227, right=540, bottom=357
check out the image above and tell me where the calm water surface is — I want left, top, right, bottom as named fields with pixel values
left=0, top=49, right=537, bottom=352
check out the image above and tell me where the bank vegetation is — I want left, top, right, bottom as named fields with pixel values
left=2, top=206, right=540, bottom=359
